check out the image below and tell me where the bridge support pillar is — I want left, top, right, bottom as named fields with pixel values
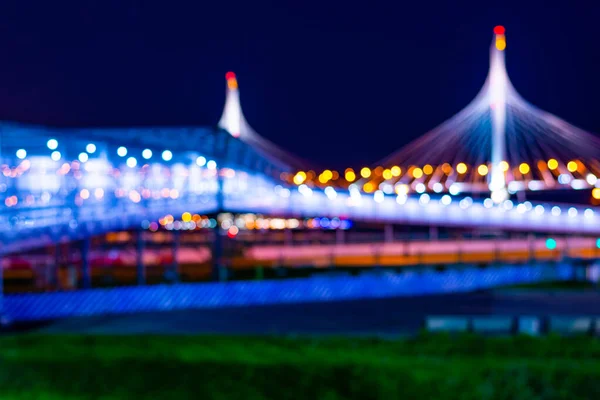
left=50, top=242, right=61, bottom=290
left=136, top=230, right=145, bottom=286
left=384, top=224, right=394, bottom=243
left=284, top=229, right=293, bottom=246
left=429, top=226, right=438, bottom=241
left=81, top=238, right=91, bottom=289
left=336, top=229, right=345, bottom=245
left=212, top=229, right=225, bottom=282
left=170, top=230, right=180, bottom=282
left=0, top=253, right=4, bottom=324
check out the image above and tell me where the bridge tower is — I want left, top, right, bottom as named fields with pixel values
left=488, top=26, right=509, bottom=203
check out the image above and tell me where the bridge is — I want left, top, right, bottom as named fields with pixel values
left=1, top=27, right=599, bottom=322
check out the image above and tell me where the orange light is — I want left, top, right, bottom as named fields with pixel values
left=423, top=164, right=433, bottom=175
left=293, top=171, right=306, bottom=185
left=345, top=169, right=356, bottom=182
left=363, top=182, right=375, bottom=193
left=567, top=161, right=578, bottom=173
left=496, top=38, right=506, bottom=51
left=441, top=163, right=452, bottom=174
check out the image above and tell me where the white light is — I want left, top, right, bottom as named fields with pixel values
left=558, top=174, right=571, bottom=184
left=551, top=206, right=561, bottom=216
left=503, top=200, right=514, bottom=210
left=419, top=193, right=430, bottom=205
left=586, top=174, right=598, bottom=186
left=432, top=182, right=443, bottom=193
left=50, top=151, right=61, bottom=161
left=207, top=160, right=217, bottom=170
left=396, top=194, right=407, bottom=205
left=142, top=149, right=153, bottom=159
left=449, top=184, right=460, bottom=196
left=395, top=184, right=409, bottom=195
left=415, top=183, right=426, bottom=193
left=279, top=187, right=291, bottom=198
left=78, top=152, right=89, bottom=163
left=298, top=184, right=312, bottom=197
left=86, top=143, right=96, bottom=154
left=196, top=156, right=207, bottom=167
left=325, top=186, right=337, bottom=200
left=382, top=184, right=394, bottom=194
left=16, top=149, right=27, bottom=159
left=47, top=139, right=58, bottom=150
left=524, top=201, right=532, bottom=211
left=441, top=194, right=452, bottom=205
left=374, top=190, right=384, bottom=203
left=528, top=181, right=544, bottom=191
left=491, top=189, right=508, bottom=204
left=571, top=179, right=587, bottom=190
left=584, top=208, right=594, bottom=219
left=535, top=205, right=545, bottom=215
left=516, top=203, right=527, bottom=214
left=483, top=198, right=494, bottom=208
left=161, top=150, right=172, bottom=161
left=117, top=146, right=128, bottom=157
left=568, top=207, right=578, bottom=218
left=126, top=157, right=138, bottom=168
left=459, top=197, right=473, bottom=209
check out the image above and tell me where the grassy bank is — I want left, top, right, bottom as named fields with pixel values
left=1, top=334, right=600, bottom=399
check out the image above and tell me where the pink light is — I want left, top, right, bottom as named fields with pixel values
left=225, top=71, right=236, bottom=80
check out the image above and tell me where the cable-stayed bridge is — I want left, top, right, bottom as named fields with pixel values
left=1, top=27, right=600, bottom=323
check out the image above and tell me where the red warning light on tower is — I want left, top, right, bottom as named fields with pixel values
left=225, top=71, right=238, bottom=90
left=494, top=25, right=505, bottom=35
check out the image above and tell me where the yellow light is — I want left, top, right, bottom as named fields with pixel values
left=391, top=166, right=401, bottom=177
left=519, top=163, right=530, bottom=175
left=412, top=167, right=423, bottom=179
left=363, top=182, right=375, bottom=193
left=495, top=38, right=506, bottom=51
left=322, top=169, right=333, bottom=181
left=293, top=171, right=306, bottom=185
left=477, top=164, right=489, bottom=176
left=318, top=174, right=328, bottom=184
left=499, top=161, right=509, bottom=172
left=345, top=170, right=356, bottom=182
left=593, top=188, right=600, bottom=200
left=382, top=169, right=393, bottom=180
left=182, top=212, right=192, bottom=222
left=423, top=164, right=433, bottom=175
left=547, top=159, right=558, bottom=170
left=360, top=167, right=371, bottom=179
left=456, top=163, right=467, bottom=174
left=567, top=161, right=578, bottom=173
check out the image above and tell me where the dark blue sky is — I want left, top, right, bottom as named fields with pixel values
left=1, top=1, right=599, bottom=168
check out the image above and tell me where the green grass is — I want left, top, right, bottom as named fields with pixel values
left=1, top=334, right=600, bottom=399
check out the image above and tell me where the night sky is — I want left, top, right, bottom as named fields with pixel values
left=1, top=1, right=599, bottom=169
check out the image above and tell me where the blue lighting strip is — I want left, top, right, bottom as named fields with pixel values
left=4, top=263, right=574, bottom=322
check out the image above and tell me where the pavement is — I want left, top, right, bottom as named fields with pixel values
left=15, top=289, right=600, bottom=336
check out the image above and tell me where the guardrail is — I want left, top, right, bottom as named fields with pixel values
left=425, top=315, right=600, bottom=336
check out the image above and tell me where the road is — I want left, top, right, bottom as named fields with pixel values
left=17, top=289, right=599, bottom=336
